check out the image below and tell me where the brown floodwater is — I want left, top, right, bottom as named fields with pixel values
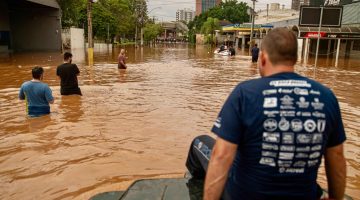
left=0, top=44, right=359, bottom=199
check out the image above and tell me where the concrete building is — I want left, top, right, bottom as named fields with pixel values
left=291, top=0, right=310, bottom=10
left=220, top=6, right=299, bottom=49
left=255, top=8, right=300, bottom=28
left=293, top=0, right=360, bottom=67
left=176, top=9, right=195, bottom=23
left=196, top=0, right=222, bottom=16
left=0, top=0, right=62, bottom=52
left=270, top=3, right=281, bottom=10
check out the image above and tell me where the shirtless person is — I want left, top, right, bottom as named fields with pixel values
left=118, top=49, right=127, bottom=69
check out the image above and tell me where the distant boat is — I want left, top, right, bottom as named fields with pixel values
left=214, top=49, right=231, bottom=56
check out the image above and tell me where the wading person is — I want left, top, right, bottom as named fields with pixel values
left=251, top=43, right=260, bottom=63
left=229, top=45, right=235, bottom=57
left=57, top=52, right=82, bottom=96
left=19, top=66, right=54, bottom=117
left=118, top=49, right=127, bottom=69
left=186, top=28, right=346, bottom=200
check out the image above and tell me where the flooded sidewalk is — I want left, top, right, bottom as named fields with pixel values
left=0, top=44, right=359, bottom=199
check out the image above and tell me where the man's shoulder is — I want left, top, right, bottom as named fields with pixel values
left=237, top=74, right=332, bottom=92
left=237, top=77, right=267, bottom=89
left=58, top=63, right=75, bottom=68
left=21, top=81, right=32, bottom=88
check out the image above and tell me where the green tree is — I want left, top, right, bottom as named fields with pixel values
left=143, top=23, right=162, bottom=44
left=201, top=17, right=221, bottom=45
left=57, top=0, right=87, bottom=28
left=208, top=0, right=249, bottom=24
left=58, top=0, right=148, bottom=42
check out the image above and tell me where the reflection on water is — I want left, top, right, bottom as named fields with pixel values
left=0, top=44, right=359, bottom=199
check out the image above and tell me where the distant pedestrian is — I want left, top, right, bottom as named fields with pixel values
left=229, top=45, right=236, bottom=56
left=57, top=52, right=82, bottom=96
left=118, top=49, right=127, bottom=69
left=19, top=66, right=54, bottom=117
left=251, top=44, right=260, bottom=63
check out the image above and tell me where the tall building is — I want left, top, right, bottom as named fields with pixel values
left=196, top=0, right=222, bottom=16
left=176, top=9, right=196, bottom=23
left=292, top=0, right=310, bottom=10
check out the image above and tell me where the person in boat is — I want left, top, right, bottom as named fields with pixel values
left=218, top=44, right=225, bottom=53
left=251, top=43, right=260, bottom=63
left=186, top=28, right=346, bottom=200
left=118, top=49, right=127, bottom=69
left=19, top=66, right=54, bottom=117
left=57, top=52, right=82, bottom=96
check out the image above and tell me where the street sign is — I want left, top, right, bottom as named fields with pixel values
left=299, top=6, right=343, bottom=27
left=304, top=32, right=327, bottom=38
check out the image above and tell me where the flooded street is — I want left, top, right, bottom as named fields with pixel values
left=0, top=44, right=359, bottom=199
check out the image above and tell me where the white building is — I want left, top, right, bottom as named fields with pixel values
left=255, top=7, right=300, bottom=28
left=176, top=9, right=195, bottom=23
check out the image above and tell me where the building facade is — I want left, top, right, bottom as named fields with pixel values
left=291, top=0, right=310, bottom=10
left=0, top=0, right=62, bottom=52
left=196, top=0, right=222, bottom=16
left=176, top=9, right=195, bottom=23
left=292, top=0, right=358, bottom=8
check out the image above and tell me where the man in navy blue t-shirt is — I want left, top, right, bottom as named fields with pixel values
left=186, top=28, right=346, bottom=200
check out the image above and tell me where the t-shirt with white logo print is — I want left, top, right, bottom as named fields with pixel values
left=212, top=72, right=346, bottom=200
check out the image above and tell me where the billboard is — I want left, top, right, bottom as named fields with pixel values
left=299, top=6, right=343, bottom=27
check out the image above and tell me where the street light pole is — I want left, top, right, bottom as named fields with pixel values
left=140, top=6, right=162, bottom=46
left=87, top=0, right=94, bottom=65
left=314, top=6, right=324, bottom=68
left=250, top=0, right=256, bottom=53
left=141, top=11, right=144, bottom=46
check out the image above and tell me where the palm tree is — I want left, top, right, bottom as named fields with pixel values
left=201, top=17, right=221, bottom=45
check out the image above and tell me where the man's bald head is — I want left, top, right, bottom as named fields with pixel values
left=261, top=28, right=298, bottom=66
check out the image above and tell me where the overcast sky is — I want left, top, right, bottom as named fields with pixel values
left=148, top=0, right=292, bottom=21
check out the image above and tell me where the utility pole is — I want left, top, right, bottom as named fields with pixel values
left=141, top=10, right=144, bottom=46
left=266, top=4, right=269, bottom=19
left=134, top=0, right=138, bottom=47
left=250, top=0, right=256, bottom=53
left=87, top=0, right=94, bottom=65
left=314, top=6, right=324, bottom=68
left=107, top=23, right=110, bottom=44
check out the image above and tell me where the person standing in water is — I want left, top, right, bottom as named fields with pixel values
left=118, top=49, right=127, bottom=69
left=251, top=43, right=260, bottom=63
left=19, top=66, right=54, bottom=117
left=56, top=52, right=82, bottom=96
left=229, top=45, right=236, bottom=56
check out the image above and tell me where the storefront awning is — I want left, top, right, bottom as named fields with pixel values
left=222, top=23, right=274, bottom=32
left=293, top=26, right=360, bottom=39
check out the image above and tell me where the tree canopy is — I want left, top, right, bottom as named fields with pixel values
left=188, top=0, right=250, bottom=33
left=143, top=23, right=162, bottom=43
left=57, top=0, right=148, bottom=41
left=201, top=17, right=221, bottom=45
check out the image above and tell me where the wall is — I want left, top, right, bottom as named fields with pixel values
left=0, top=1, right=10, bottom=31
left=9, top=7, right=62, bottom=51
left=70, top=28, right=85, bottom=49
left=271, top=18, right=299, bottom=28
left=0, top=1, right=10, bottom=52
left=342, top=2, right=360, bottom=26
left=196, top=34, right=205, bottom=44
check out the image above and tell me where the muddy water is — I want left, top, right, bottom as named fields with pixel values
left=0, top=44, right=359, bottom=199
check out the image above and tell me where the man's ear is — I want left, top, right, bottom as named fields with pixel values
left=260, top=51, right=267, bottom=67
